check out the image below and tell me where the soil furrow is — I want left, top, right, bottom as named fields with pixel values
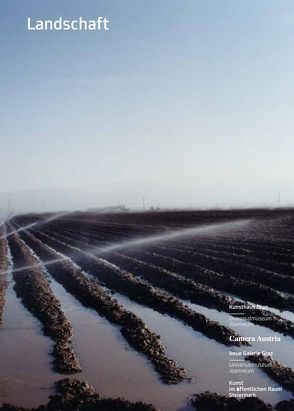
left=245, top=354, right=294, bottom=393
left=40, top=225, right=294, bottom=312
left=7, top=230, right=81, bottom=374
left=41, top=226, right=294, bottom=338
left=135, top=244, right=293, bottom=311
left=170, top=241, right=294, bottom=278
left=174, top=238, right=294, bottom=271
left=0, top=378, right=158, bottom=411
left=38, top=223, right=294, bottom=311
left=17, top=228, right=187, bottom=385
left=53, top=224, right=294, bottom=275
left=30, top=227, right=248, bottom=348
left=191, top=392, right=294, bottom=411
left=151, top=244, right=294, bottom=294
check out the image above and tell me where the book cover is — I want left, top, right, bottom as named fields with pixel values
left=0, top=1, right=293, bottom=410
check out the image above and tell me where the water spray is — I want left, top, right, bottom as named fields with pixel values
left=1, top=211, right=71, bottom=240
left=1, top=218, right=251, bottom=279
left=0, top=256, right=69, bottom=278
left=87, top=219, right=251, bottom=256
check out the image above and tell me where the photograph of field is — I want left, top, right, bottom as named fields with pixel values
left=0, top=209, right=293, bottom=410
left=1, top=0, right=294, bottom=409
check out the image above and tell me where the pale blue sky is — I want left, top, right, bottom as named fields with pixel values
left=1, top=1, right=294, bottom=211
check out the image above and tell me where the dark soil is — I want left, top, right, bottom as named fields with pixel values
left=9, top=210, right=294, bottom=409
left=7, top=231, right=81, bottom=374
left=17, top=229, right=187, bottom=385
left=246, top=355, right=294, bottom=393
left=0, top=378, right=158, bottom=410
left=51, top=226, right=294, bottom=338
left=30, top=228, right=248, bottom=348
left=28, top=214, right=294, bottom=311
left=191, top=392, right=294, bottom=411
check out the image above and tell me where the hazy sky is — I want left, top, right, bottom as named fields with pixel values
left=1, top=1, right=294, bottom=211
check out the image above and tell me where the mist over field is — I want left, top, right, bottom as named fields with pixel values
left=0, top=175, right=293, bottom=216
